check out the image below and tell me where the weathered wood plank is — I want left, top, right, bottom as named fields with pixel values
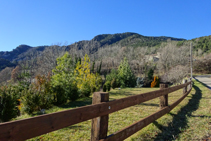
left=91, top=92, right=109, bottom=141
left=159, top=84, right=168, bottom=108
left=183, top=79, right=188, bottom=94
left=0, top=81, right=191, bottom=141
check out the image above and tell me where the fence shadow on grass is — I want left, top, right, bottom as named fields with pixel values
left=152, top=84, right=202, bottom=140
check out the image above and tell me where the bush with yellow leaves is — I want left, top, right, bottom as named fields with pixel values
left=74, top=54, right=102, bottom=97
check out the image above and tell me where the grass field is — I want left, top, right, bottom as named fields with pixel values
left=14, top=79, right=211, bottom=141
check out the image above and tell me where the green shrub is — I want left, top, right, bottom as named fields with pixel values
left=111, top=78, right=117, bottom=89
left=51, top=52, right=79, bottom=104
left=105, top=81, right=111, bottom=92
left=51, top=78, right=80, bottom=104
left=0, top=86, right=19, bottom=122
left=116, top=78, right=121, bottom=88
left=147, top=68, right=154, bottom=80
left=106, top=69, right=118, bottom=82
left=53, top=80, right=79, bottom=102
left=52, top=85, right=67, bottom=105
left=155, top=77, right=160, bottom=87
left=105, top=58, right=136, bottom=88
left=67, top=83, right=79, bottom=101
left=91, top=86, right=96, bottom=93
left=118, top=57, right=136, bottom=87
left=80, top=82, right=91, bottom=97
left=22, top=87, right=53, bottom=114
left=103, top=84, right=107, bottom=92
left=107, top=85, right=111, bottom=91
left=22, top=89, right=41, bottom=114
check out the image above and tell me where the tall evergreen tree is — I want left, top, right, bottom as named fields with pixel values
left=51, top=52, right=78, bottom=104
left=118, top=57, right=136, bottom=87
left=97, top=60, right=102, bottom=74
left=91, top=60, right=95, bottom=73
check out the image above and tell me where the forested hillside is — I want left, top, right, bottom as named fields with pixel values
left=0, top=45, right=32, bottom=61
left=0, top=32, right=185, bottom=62
left=0, top=32, right=211, bottom=84
left=0, top=58, right=16, bottom=71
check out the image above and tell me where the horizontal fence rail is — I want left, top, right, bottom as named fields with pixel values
left=100, top=88, right=192, bottom=141
left=0, top=81, right=192, bottom=141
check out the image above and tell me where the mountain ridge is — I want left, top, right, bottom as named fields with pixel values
left=1, top=32, right=186, bottom=54
left=0, top=32, right=205, bottom=72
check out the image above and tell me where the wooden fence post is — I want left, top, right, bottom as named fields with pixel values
left=187, top=78, right=191, bottom=90
left=183, top=79, right=187, bottom=94
left=91, top=92, right=109, bottom=141
left=159, top=84, right=168, bottom=108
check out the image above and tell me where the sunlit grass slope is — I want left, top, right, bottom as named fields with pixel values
left=14, top=79, right=211, bottom=141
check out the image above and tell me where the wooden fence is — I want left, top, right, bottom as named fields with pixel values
left=0, top=79, right=192, bottom=141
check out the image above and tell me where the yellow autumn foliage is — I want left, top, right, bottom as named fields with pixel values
left=74, top=54, right=102, bottom=92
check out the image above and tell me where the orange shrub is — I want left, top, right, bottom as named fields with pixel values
left=151, top=76, right=159, bottom=88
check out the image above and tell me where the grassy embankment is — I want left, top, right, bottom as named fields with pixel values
left=14, top=79, right=211, bottom=141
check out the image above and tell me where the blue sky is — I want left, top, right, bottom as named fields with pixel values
left=1, top=0, right=211, bottom=51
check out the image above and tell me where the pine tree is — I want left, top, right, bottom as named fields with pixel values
left=51, top=52, right=78, bottom=103
left=97, top=60, right=102, bottom=74
left=118, top=57, right=136, bottom=87
left=91, top=60, right=95, bottom=73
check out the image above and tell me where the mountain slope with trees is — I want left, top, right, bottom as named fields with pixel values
left=0, top=32, right=211, bottom=84
left=0, top=45, right=32, bottom=61
left=0, top=32, right=185, bottom=62
left=0, top=32, right=186, bottom=73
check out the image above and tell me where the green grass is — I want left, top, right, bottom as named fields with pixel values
left=129, top=80, right=211, bottom=141
left=13, top=80, right=211, bottom=140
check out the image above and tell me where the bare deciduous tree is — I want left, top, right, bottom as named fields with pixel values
left=36, top=45, right=65, bottom=75
left=160, top=65, right=188, bottom=84
left=157, top=45, right=189, bottom=74
left=0, top=67, right=14, bottom=84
